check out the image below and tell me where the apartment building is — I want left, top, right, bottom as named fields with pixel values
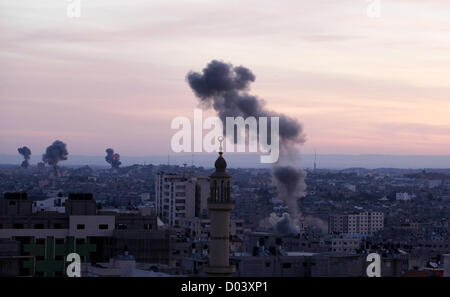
left=0, top=192, right=174, bottom=277
left=328, top=212, right=384, bottom=236
left=155, top=172, right=209, bottom=227
left=180, top=217, right=244, bottom=240
left=330, top=235, right=361, bottom=254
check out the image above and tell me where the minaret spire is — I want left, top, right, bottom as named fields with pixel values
left=218, top=136, right=224, bottom=154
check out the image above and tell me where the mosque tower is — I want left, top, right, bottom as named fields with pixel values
left=204, top=137, right=235, bottom=276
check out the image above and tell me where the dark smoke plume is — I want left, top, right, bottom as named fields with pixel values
left=272, top=165, right=306, bottom=220
left=105, top=148, right=121, bottom=168
left=187, top=60, right=304, bottom=143
left=187, top=60, right=307, bottom=234
left=260, top=213, right=299, bottom=235
left=276, top=213, right=299, bottom=235
left=18, top=146, right=31, bottom=168
left=42, top=140, right=68, bottom=176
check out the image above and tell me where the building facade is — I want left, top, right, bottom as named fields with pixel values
left=0, top=192, right=177, bottom=277
left=328, top=212, right=384, bottom=236
left=155, top=172, right=209, bottom=227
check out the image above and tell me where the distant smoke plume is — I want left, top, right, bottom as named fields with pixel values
left=272, top=165, right=307, bottom=231
left=260, top=213, right=299, bottom=235
left=187, top=60, right=307, bottom=234
left=304, top=215, right=328, bottom=234
left=42, top=140, right=68, bottom=176
left=105, top=148, right=121, bottom=168
left=17, top=146, right=31, bottom=168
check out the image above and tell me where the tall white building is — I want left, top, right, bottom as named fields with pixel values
left=155, top=172, right=209, bottom=227
left=328, top=212, right=384, bottom=236
left=396, top=192, right=413, bottom=201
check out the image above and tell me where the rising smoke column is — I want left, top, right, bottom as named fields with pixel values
left=187, top=60, right=307, bottom=234
left=17, top=146, right=31, bottom=168
left=42, top=140, right=68, bottom=176
left=105, top=148, right=121, bottom=168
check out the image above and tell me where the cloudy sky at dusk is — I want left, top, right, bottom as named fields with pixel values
left=1, top=0, right=449, bottom=158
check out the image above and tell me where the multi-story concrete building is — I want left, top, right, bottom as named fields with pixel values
left=243, top=232, right=329, bottom=256
left=1, top=192, right=32, bottom=216
left=180, top=217, right=244, bottom=241
left=330, top=235, right=361, bottom=254
left=230, top=252, right=409, bottom=277
left=328, top=215, right=348, bottom=234
left=155, top=172, right=209, bottom=227
left=0, top=239, right=21, bottom=276
left=0, top=192, right=178, bottom=277
left=32, top=195, right=67, bottom=213
left=328, top=212, right=384, bottom=236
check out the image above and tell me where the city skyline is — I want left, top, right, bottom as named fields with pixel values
left=1, top=0, right=450, bottom=157
left=2, top=152, right=450, bottom=169
left=1, top=0, right=450, bottom=284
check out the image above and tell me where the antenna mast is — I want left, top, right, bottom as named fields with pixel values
left=314, top=149, right=317, bottom=171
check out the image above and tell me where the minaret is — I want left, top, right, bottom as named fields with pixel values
left=204, top=137, right=236, bottom=277
left=314, top=149, right=317, bottom=171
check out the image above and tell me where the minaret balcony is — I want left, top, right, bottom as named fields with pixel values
left=207, top=199, right=235, bottom=211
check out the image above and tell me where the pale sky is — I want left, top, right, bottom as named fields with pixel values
left=1, top=0, right=449, bottom=157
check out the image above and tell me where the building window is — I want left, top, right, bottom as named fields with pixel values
left=144, top=224, right=152, bottom=230
left=76, top=224, right=85, bottom=230
left=55, top=238, right=65, bottom=244
left=35, top=238, right=45, bottom=244
left=76, top=238, right=85, bottom=244
left=13, top=223, right=24, bottom=229
left=99, top=224, right=108, bottom=230
left=9, top=201, right=16, bottom=206
left=265, top=262, right=271, bottom=267
left=117, top=224, right=127, bottom=230
left=34, top=224, right=44, bottom=229
left=54, top=223, right=62, bottom=229
left=282, top=263, right=291, bottom=269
